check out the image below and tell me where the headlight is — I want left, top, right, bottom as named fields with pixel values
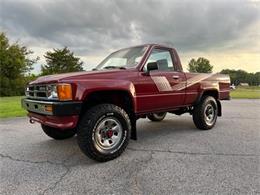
left=47, top=85, right=58, bottom=99
left=47, top=83, right=72, bottom=101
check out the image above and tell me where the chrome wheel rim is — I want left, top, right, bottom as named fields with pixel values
left=94, top=117, right=123, bottom=152
left=204, top=104, right=216, bottom=125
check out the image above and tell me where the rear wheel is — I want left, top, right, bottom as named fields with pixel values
left=192, top=96, right=218, bottom=130
left=77, top=104, right=131, bottom=162
left=148, top=112, right=167, bottom=122
left=41, top=125, right=76, bottom=140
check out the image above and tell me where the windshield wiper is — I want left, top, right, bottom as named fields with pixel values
left=103, top=66, right=126, bottom=70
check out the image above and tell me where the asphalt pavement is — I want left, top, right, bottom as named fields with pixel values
left=0, top=99, right=259, bottom=195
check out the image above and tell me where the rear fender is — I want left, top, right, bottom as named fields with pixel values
left=195, top=89, right=222, bottom=116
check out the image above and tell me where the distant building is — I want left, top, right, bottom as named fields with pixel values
left=240, top=83, right=249, bottom=86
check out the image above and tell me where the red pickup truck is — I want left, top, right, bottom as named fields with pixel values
left=22, top=44, right=230, bottom=161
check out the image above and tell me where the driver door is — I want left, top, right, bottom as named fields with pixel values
left=135, top=48, right=186, bottom=112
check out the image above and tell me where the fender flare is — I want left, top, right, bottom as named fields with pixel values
left=194, top=90, right=222, bottom=116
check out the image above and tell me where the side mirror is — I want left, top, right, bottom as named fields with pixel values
left=147, top=62, right=158, bottom=72
left=142, top=62, right=158, bottom=75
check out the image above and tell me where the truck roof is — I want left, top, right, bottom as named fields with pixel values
left=116, top=43, right=175, bottom=52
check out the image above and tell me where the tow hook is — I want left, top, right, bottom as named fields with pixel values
left=29, top=119, right=35, bottom=124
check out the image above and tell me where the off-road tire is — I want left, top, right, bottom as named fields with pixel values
left=148, top=112, right=167, bottom=122
left=41, top=124, right=76, bottom=140
left=193, top=96, right=218, bottom=130
left=77, top=104, right=131, bottom=162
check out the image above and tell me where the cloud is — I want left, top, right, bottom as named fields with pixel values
left=0, top=0, right=259, bottom=72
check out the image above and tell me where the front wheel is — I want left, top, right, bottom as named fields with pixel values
left=41, top=125, right=76, bottom=140
left=148, top=112, right=167, bottom=122
left=192, top=96, right=218, bottom=130
left=77, top=104, right=131, bottom=162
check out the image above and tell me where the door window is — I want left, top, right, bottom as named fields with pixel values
left=144, top=49, right=174, bottom=71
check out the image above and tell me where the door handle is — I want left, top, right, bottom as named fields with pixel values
left=172, top=75, right=180, bottom=79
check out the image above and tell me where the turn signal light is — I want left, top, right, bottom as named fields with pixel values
left=44, top=104, right=53, bottom=112
left=57, top=84, right=72, bottom=101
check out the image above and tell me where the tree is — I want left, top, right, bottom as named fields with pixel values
left=41, top=47, right=84, bottom=75
left=220, top=69, right=260, bottom=86
left=0, top=32, right=38, bottom=96
left=188, top=57, right=213, bottom=73
left=255, top=72, right=260, bottom=86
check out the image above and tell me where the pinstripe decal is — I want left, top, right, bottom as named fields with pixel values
left=151, top=76, right=172, bottom=91
left=152, top=74, right=217, bottom=92
left=171, top=74, right=215, bottom=91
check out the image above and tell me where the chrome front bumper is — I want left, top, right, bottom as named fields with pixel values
left=21, top=98, right=82, bottom=116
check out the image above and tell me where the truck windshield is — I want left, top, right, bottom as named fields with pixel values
left=95, top=46, right=147, bottom=70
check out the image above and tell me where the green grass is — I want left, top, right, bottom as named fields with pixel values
left=231, top=86, right=260, bottom=99
left=0, top=86, right=259, bottom=118
left=0, top=96, right=26, bottom=118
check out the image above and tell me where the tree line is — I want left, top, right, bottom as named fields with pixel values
left=0, top=32, right=259, bottom=96
left=188, top=57, right=260, bottom=86
left=220, top=69, right=260, bottom=86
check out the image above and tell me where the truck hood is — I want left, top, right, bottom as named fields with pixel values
left=30, top=69, right=135, bottom=84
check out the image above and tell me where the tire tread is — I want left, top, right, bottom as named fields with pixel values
left=192, top=96, right=218, bottom=130
left=147, top=112, right=167, bottom=122
left=41, top=125, right=76, bottom=140
left=77, top=104, right=130, bottom=162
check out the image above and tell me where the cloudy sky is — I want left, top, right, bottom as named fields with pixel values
left=1, top=0, right=259, bottom=73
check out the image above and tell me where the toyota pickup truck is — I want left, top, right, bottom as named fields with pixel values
left=22, top=44, right=230, bottom=162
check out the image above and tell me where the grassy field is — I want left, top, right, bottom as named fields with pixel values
left=0, top=96, right=26, bottom=118
left=0, top=86, right=259, bottom=118
left=230, top=86, right=260, bottom=99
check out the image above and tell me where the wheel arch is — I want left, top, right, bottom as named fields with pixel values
left=80, top=89, right=135, bottom=117
left=80, top=89, right=137, bottom=140
left=195, top=89, right=222, bottom=116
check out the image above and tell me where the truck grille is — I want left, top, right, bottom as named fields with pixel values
left=25, top=84, right=50, bottom=100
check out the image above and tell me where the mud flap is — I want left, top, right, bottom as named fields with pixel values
left=217, top=100, right=222, bottom=116
left=130, top=117, right=137, bottom=140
